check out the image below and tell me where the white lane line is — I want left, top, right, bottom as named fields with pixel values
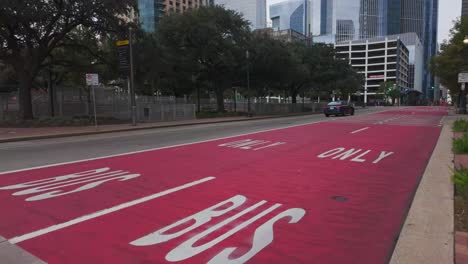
left=0, top=110, right=388, bottom=175
left=350, top=127, right=370, bottom=134
left=8, top=176, right=215, bottom=244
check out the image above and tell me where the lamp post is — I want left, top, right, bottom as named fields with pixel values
left=129, top=27, right=137, bottom=126
left=461, top=36, right=468, bottom=114
left=246, top=50, right=251, bottom=117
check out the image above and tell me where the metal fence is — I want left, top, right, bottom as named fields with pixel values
left=0, top=88, right=196, bottom=122
left=0, top=87, right=329, bottom=122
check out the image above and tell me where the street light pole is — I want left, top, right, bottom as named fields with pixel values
left=129, top=27, right=137, bottom=126
left=461, top=36, right=468, bottom=114
left=246, top=50, right=251, bottom=117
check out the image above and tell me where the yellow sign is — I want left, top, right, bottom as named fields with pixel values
left=116, top=40, right=129, bottom=46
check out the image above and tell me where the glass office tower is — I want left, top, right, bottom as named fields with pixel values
left=138, top=0, right=164, bottom=33
left=462, top=0, right=468, bottom=16
left=314, top=0, right=438, bottom=98
left=270, top=0, right=311, bottom=36
left=214, top=0, right=267, bottom=29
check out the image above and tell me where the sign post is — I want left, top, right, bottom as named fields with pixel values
left=117, top=30, right=136, bottom=126
left=86, top=73, right=99, bottom=129
left=459, top=72, right=468, bottom=114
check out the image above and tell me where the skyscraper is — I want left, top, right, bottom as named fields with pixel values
left=214, top=0, right=267, bottom=29
left=463, top=0, right=468, bottom=16
left=270, top=0, right=311, bottom=36
left=138, top=0, right=212, bottom=33
left=313, top=0, right=438, bottom=98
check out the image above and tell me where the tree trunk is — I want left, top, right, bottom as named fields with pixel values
left=291, top=90, right=298, bottom=104
left=215, top=87, right=225, bottom=112
left=18, top=71, right=34, bottom=120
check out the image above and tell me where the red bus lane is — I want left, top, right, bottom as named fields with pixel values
left=0, top=107, right=446, bottom=263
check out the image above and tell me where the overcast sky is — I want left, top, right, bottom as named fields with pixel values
left=267, top=0, right=462, bottom=44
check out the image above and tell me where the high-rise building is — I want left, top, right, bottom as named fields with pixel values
left=138, top=0, right=213, bottom=33
left=335, top=36, right=410, bottom=104
left=214, top=0, right=267, bottom=29
left=313, top=0, right=438, bottom=98
left=314, top=0, right=362, bottom=42
left=270, top=0, right=311, bottom=36
left=463, top=0, right=468, bottom=16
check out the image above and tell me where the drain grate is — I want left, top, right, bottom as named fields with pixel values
left=332, top=196, right=348, bottom=202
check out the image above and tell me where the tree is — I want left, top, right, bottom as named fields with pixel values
left=431, top=17, right=468, bottom=105
left=386, top=83, right=401, bottom=105
left=305, top=44, right=340, bottom=99
left=248, top=33, right=292, bottom=98
left=0, top=0, right=135, bottom=119
left=332, top=60, right=363, bottom=100
left=283, top=42, right=310, bottom=104
left=157, top=6, right=251, bottom=112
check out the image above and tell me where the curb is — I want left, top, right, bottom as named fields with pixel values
left=0, top=112, right=320, bottom=143
left=389, top=118, right=454, bottom=264
left=0, top=236, right=47, bottom=264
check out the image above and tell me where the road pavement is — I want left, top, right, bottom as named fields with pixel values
left=0, top=106, right=448, bottom=263
left=0, top=108, right=380, bottom=172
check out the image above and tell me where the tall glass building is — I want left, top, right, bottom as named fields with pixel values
left=463, top=0, right=468, bottom=16
left=138, top=0, right=164, bottom=33
left=313, top=0, right=438, bottom=98
left=270, top=0, right=311, bottom=36
left=214, top=0, right=267, bottom=29
left=138, top=0, right=213, bottom=33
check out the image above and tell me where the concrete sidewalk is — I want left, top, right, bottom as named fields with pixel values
left=0, top=112, right=316, bottom=143
left=390, top=117, right=454, bottom=264
left=0, top=236, right=45, bottom=264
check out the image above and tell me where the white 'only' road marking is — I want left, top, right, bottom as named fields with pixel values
left=0, top=109, right=385, bottom=175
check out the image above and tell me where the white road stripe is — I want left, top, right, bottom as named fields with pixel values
left=8, top=176, right=216, bottom=244
left=0, top=109, right=385, bottom=175
left=351, top=127, right=370, bottom=134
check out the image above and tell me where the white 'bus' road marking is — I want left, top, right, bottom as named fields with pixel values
left=350, top=127, right=370, bottom=134
left=8, top=177, right=215, bottom=244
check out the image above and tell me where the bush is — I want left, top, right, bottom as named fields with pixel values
left=453, top=119, right=468, bottom=133
left=454, top=135, right=468, bottom=154
left=454, top=167, right=468, bottom=199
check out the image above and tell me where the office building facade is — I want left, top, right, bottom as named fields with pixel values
left=313, top=0, right=438, bottom=98
left=138, top=0, right=213, bottom=33
left=270, top=0, right=311, bottom=36
left=335, top=36, right=410, bottom=103
left=463, top=0, right=468, bottom=16
left=255, top=28, right=312, bottom=45
left=214, top=0, right=267, bottom=29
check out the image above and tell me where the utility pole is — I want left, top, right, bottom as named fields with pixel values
left=129, top=27, right=137, bottom=126
left=48, top=58, right=54, bottom=117
left=246, top=50, right=251, bottom=117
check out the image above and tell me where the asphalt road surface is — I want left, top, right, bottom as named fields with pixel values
left=0, top=106, right=448, bottom=264
left=0, top=108, right=381, bottom=172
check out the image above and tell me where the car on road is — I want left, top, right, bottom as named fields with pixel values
left=324, top=101, right=355, bottom=117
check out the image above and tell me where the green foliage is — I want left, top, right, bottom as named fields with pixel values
left=157, top=6, right=251, bottom=111
left=431, top=17, right=468, bottom=97
left=454, top=167, right=468, bottom=198
left=454, top=135, right=468, bottom=154
left=454, top=119, right=468, bottom=132
left=388, top=88, right=401, bottom=99
left=0, top=0, right=136, bottom=119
